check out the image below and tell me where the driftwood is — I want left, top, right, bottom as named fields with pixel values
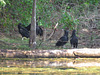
left=0, top=48, right=100, bottom=58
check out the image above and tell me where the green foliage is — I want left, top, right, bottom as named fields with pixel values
left=0, top=0, right=6, bottom=7
left=36, top=0, right=55, bottom=27
left=60, top=12, right=79, bottom=30
left=0, top=0, right=33, bottom=28
left=86, top=0, right=99, bottom=5
left=0, top=0, right=100, bottom=30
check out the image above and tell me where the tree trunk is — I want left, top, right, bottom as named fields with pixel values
left=29, top=0, right=37, bottom=49
left=43, top=29, right=46, bottom=41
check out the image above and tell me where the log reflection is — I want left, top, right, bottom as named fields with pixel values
left=0, top=58, right=100, bottom=68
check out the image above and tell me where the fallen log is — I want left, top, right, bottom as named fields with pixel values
left=0, top=48, right=100, bottom=58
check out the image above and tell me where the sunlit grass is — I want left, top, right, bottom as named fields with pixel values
left=0, top=36, right=29, bottom=44
left=0, top=67, right=100, bottom=74
left=0, top=35, right=31, bottom=50
left=0, top=32, right=72, bottom=50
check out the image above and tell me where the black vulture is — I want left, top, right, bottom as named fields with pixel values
left=25, top=22, right=38, bottom=31
left=18, top=23, right=29, bottom=40
left=70, top=30, right=78, bottom=48
left=25, top=23, right=43, bottom=36
left=55, top=30, right=68, bottom=47
left=25, top=24, right=31, bottom=31
left=36, top=24, right=43, bottom=36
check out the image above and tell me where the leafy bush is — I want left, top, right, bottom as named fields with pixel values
left=0, top=0, right=100, bottom=30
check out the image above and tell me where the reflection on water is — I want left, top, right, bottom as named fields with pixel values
left=0, top=58, right=100, bottom=74
left=1, top=58, right=100, bottom=68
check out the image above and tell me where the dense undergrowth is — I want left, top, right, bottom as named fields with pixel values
left=0, top=0, right=100, bottom=30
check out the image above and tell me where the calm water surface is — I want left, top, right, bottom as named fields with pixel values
left=0, top=58, right=100, bottom=74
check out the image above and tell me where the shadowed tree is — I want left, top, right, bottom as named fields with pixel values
left=29, top=0, right=37, bottom=49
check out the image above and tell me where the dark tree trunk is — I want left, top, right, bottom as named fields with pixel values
left=29, top=0, right=37, bottom=49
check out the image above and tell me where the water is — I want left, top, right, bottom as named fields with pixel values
left=0, top=58, right=100, bottom=74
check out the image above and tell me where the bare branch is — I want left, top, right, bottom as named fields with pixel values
left=47, top=22, right=58, bottom=40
